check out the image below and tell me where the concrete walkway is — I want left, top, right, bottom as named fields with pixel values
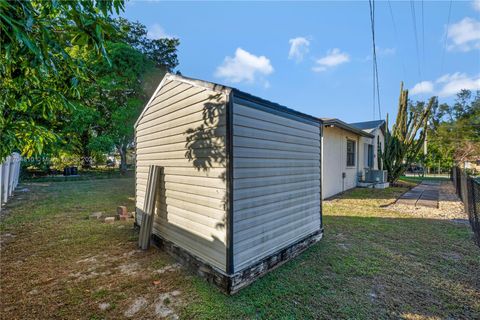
left=397, top=181, right=440, bottom=208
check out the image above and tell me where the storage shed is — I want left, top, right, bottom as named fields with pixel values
left=135, top=73, right=323, bottom=293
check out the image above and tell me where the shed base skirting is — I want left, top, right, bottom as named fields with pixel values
left=147, top=228, right=323, bottom=295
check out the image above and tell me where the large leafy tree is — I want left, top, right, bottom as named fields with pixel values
left=114, top=18, right=179, bottom=70
left=423, top=90, right=480, bottom=170
left=0, top=0, right=124, bottom=161
left=75, top=42, right=154, bottom=173
left=66, top=19, right=180, bottom=173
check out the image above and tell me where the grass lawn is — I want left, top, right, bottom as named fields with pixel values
left=399, top=175, right=451, bottom=184
left=1, top=178, right=479, bottom=319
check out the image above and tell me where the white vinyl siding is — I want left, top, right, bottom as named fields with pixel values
left=135, top=78, right=227, bottom=271
left=231, top=101, right=321, bottom=272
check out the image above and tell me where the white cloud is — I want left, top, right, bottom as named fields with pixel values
left=147, top=23, right=172, bottom=39
left=288, top=37, right=310, bottom=62
left=436, top=73, right=480, bottom=97
left=410, top=81, right=435, bottom=95
left=410, top=73, right=480, bottom=97
left=473, top=0, right=480, bottom=11
left=215, top=48, right=274, bottom=84
left=446, top=17, right=480, bottom=52
left=312, top=48, right=350, bottom=72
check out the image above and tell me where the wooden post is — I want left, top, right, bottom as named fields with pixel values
left=138, top=165, right=163, bottom=250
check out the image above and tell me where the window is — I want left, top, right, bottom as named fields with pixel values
left=367, top=144, right=374, bottom=168
left=346, top=139, right=356, bottom=167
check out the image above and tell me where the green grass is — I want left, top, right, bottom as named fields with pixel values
left=181, top=186, right=479, bottom=319
left=399, top=175, right=451, bottom=184
left=21, top=167, right=134, bottom=183
left=1, top=178, right=479, bottom=319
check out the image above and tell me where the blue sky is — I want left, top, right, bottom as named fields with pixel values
left=123, top=0, right=480, bottom=123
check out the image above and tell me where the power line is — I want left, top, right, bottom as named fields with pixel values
left=410, top=0, right=422, bottom=79
left=387, top=0, right=407, bottom=81
left=440, top=0, right=453, bottom=74
left=368, top=0, right=381, bottom=120
left=421, top=0, right=425, bottom=65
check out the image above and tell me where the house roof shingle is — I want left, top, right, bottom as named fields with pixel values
left=349, top=120, right=386, bottom=134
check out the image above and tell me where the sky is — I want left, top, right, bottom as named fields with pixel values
left=122, top=0, right=480, bottom=123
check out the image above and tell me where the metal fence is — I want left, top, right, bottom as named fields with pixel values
left=0, top=153, right=22, bottom=213
left=452, top=166, right=480, bottom=247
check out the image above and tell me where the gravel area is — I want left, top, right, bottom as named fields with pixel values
left=389, top=181, right=467, bottom=220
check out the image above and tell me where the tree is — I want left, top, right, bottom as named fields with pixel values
left=85, top=42, right=154, bottom=173
left=380, top=82, right=436, bottom=182
left=0, top=0, right=125, bottom=161
left=64, top=19, right=179, bottom=173
left=423, top=90, right=480, bottom=168
left=114, top=18, right=179, bottom=70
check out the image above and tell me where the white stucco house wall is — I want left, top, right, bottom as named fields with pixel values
left=321, top=118, right=386, bottom=199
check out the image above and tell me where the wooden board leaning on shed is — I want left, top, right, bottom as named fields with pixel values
left=138, top=165, right=163, bottom=250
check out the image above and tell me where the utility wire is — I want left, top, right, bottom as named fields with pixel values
left=440, top=0, right=453, bottom=74
left=410, top=0, right=422, bottom=79
left=421, top=0, right=425, bottom=65
left=387, top=0, right=407, bottom=80
left=369, top=0, right=381, bottom=120
left=369, top=0, right=376, bottom=119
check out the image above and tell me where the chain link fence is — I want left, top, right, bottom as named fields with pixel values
left=452, top=167, right=480, bottom=247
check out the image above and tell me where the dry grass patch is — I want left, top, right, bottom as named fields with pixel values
left=0, top=178, right=189, bottom=319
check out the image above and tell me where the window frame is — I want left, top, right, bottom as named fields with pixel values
left=367, top=144, right=374, bottom=168
left=346, top=139, right=356, bottom=167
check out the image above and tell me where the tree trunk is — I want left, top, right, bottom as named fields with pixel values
left=118, top=144, right=128, bottom=175
left=81, top=131, right=92, bottom=169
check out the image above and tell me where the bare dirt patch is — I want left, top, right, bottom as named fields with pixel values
left=0, top=179, right=190, bottom=319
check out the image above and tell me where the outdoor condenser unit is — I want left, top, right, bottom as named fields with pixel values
left=364, top=168, right=387, bottom=183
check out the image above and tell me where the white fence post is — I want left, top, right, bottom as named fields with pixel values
left=11, top=153, right=20, bottom=191
left=0, top=153, right=22, bottom=209
left=2, top=156, right=11, bottom=204
left=0, top=162, right=3, bottom=212
left=8, top=155, right=15, bottom=197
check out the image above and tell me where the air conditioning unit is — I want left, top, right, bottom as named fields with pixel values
left=364, top=168, right=387, bottom=183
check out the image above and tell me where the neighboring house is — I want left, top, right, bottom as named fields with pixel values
left=350, top=120, right=386, bottom=171
left=463, top=158, right=480, bottom=173
left=135, top=73, right=322, bottom=294
left=321, top=118, right=386, bottom=199
left=321, top=118, right=374, bottom=199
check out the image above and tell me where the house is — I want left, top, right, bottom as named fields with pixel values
left=320, top=118, right=387, bottom=199
left=135, top=73, right=323, bottom=294
left=349, top=119, right=386, bottom=171
left=321, top=118, right=375, bottom=199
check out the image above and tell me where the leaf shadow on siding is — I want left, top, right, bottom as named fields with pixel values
left=184, top=93, right=227, bottom=233
left=184, top=93, right=226, bottom=179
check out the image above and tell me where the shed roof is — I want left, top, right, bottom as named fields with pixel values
left=320, top=118, right=374, bottom=138
left=135, top=73, right=321, bottom=128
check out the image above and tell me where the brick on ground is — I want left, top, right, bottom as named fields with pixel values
left=104, top=217, right=115, bottom=224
